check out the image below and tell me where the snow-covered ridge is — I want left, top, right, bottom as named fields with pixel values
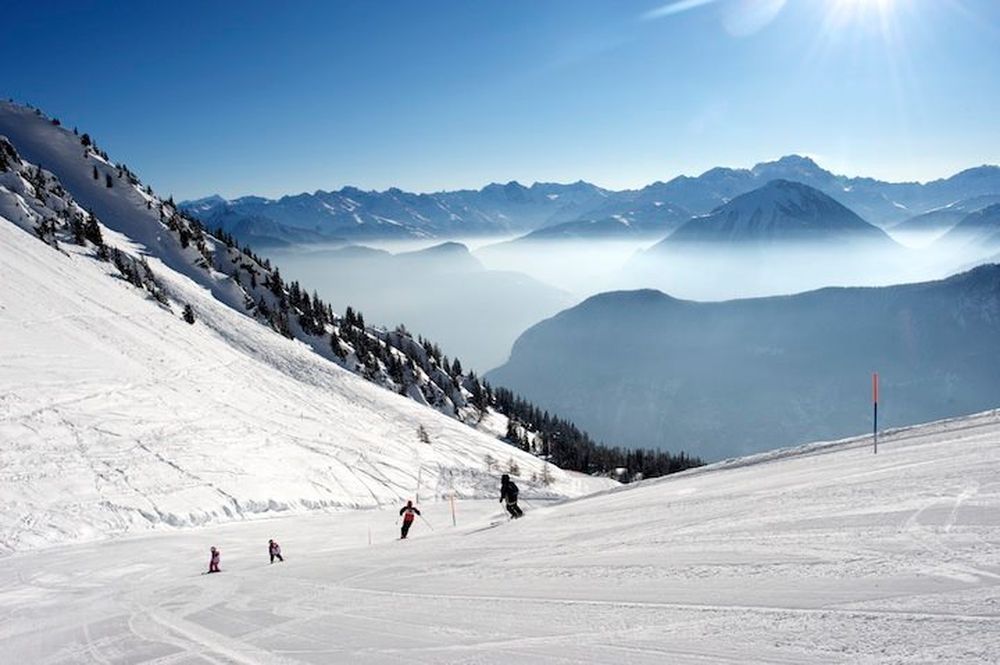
left=0, top=103, right=615, bottom=553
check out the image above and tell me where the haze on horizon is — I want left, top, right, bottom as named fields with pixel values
left=3, top=0, right=999, bottom=200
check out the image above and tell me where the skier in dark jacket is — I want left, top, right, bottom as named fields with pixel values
left=500, top=474, right=523, bottom=518
left=399, top=500, right=421, bottom=539
left=268, top=539, right=284, bottom=563
left=208, top=546, right=221, bottom=573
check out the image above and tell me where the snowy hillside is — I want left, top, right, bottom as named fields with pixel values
left=0, top=105, right=615, bottom=552
left=2, top=409, right=998, bottom=662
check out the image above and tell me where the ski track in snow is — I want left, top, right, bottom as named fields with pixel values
left=0, top=215, right=610, bottom=554
left=1, top=412, right=999, bottom=663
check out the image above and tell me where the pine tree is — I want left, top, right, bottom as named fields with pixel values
left=182, top=304, right=196, bottom=324
left=269, top=268, right=284, bottom=297
left=92, top=165, right=98, bottom=180
left=505, top=419, right=520, bottom=444
left=330, top=328, right=347, bottom=360
left=71, top=215, right=85, bottom=245
left=105, top=173, right=113, bottom=188
left=83, top=213, right=103, bottom=246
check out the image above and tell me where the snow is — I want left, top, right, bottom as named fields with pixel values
left=0, top=106, right=614, bottom=554
left=0, top=213, right=611, bottom=552
left=2, top=410, right=999, bottom=662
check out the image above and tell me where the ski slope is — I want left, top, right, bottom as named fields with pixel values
left=2, top=410, right=998, bottom=663
left=0, top=195, right=609, bottom=554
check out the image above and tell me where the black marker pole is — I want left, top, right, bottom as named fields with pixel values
left=872, top=372, right=879, bottom=455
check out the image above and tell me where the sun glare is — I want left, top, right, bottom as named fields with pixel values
left=828, top=0, right=898, bottom=26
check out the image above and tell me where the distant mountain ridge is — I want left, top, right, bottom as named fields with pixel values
left=182, top=156, right=1000, bottom=245
left=938, top=203, right=1000, bottom=249
left=184, top=180, right=612, bottom=245
left=488, top=264, right=1000, bottom=461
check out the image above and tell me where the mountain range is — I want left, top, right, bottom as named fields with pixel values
left=890, top=194, right=1000, bottom=237
left=182, top=155, right=1000, bottom=246
left=488, top=266, right=1000, bottom=461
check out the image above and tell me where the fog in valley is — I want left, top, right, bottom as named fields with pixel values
left=265, top=240, right=575, bottom=372
left=264, top=226, right=997, bottom=378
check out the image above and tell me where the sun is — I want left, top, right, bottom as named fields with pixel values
left=822, top=0, right=903, bottom=33
left=836, top=0, right=895, bottom=7
left=829, top=0, right=898, bottom=22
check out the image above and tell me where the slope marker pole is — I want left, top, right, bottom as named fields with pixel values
left=872, top=371, right=879, bottom=455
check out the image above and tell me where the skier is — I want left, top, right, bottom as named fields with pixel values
left=398, top=500, right=421, bottom=539
left=268, top=539, right=284, bottom=563
left=208, top=546, right=221, bottom=573
left=499, top=473, right=524, bottom=518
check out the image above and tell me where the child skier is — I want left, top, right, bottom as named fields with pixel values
left=208, top=546, right=221, bottom=573
left=499, top=474, right=524, bottom=518
left=398, top=500, right=421, bottom=539
left=268, top=539, right=284, bottom=563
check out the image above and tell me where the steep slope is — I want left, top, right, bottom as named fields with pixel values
left=0, top=104, right=616, bottom=552
left=489, top=267, right=1000, bottom=460
left=0, top=101, right=493, bottom=422
left=652, top=180, right=894, bottom=247
left=3, top=410, right=999, bottom=662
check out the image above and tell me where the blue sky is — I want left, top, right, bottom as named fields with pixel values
left=3, top=0, right=998, bottom=199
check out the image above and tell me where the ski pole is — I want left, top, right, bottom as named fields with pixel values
left=419, top=514, right=435, bottom=531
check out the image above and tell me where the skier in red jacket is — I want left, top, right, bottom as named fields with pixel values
left=398, top=500, right=421, bottom=539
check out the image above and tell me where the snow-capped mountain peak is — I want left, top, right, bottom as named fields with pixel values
left=656, top=179, right=895, bottom=246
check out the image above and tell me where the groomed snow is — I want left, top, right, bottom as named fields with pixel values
left=2, top=410, right=998, bottom=662
left=0, top=213, right=610, bottom=553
